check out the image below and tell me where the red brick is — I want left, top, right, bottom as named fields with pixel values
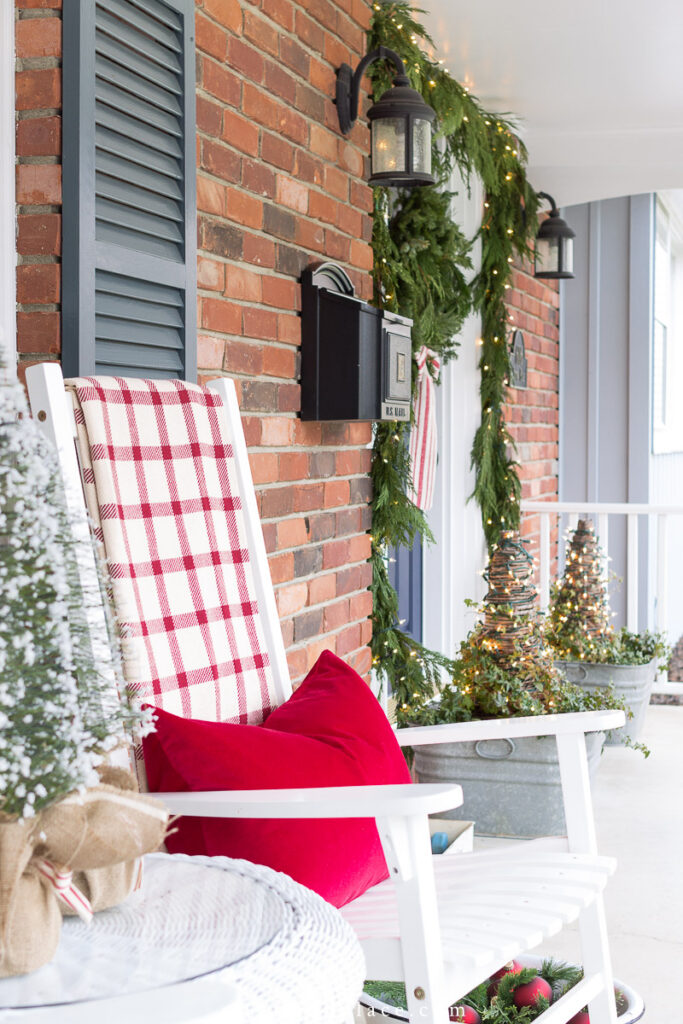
left=262, top=345, right=296, bottom=378
left=276, top=518, right=307, bottom=549
left=350, top=179, right=373, bottom=213
left=324, top=598, right=350, bottom=631
left=309, top=125, right=337, bottom=162
left=15, top=115, right=60, bottom=156
left=261, top=416, right=295, bottom=446
left=350, top=590, right=373, bottom=620
left=224, top=264, right=262, bottom=301
left=16, top=263, right=59, bottom=304
left=336, top=204, right=363, bottom=238
left=261, top=275, right=297, bottom=309
left=309, top=56, right=335, bottom=95
left=224, top=339, right=264, bottom=375
left=200, top=297, right=241, bottom=335
left=15, top=17, right=61, bottom=58
left=241, top=158, right=276, bottom=198
left=261, top=133, right=295, bottom=172
left=324, top=479, right=350, bottom=508
left=308, top=191, right=338, bottom=225
left=197, top=334, right=225, bottom=369
left=264, top=61, right=297, bottom=105
left=280, top=36, right=309, bottom=77
left=17, top=213, right=60, bottom=256
left=197, top=175, right=224, bottom=215
left=286, top=646, right=309, bottom=681
left=203, top=0, right=242, bottom=34
left=325, top=229, right=350, bottom=262
left=279, top=452, right=308, bottom=481
left=308, top=572, right=336, bottom=606
left=249, top=451, right=279, bottom=485
left=15, top=68, right=61, bottom=110
left=295, top=10, right=324, bottom=51
left=201, top=60, right=241, bottom=107
left=224, top=188, right=263, bottom=230
left=262, top=0, right=294, bottom=31
left=292, top=482, right=324, bottom=512
left=305, top=637, right=333, bottom=670
left=197, top=255, right=224, bottom=291
left=16, top=0, right=61, bottom=7
left=336, top=10, right=364, bottom=52
left=195, top=11, right=227, bottom=61
left=268, top=551, right=294, bottom=585
left=228, top=37, right=265, bottom=82
left=335, top=450, right=361, bottom=476
left=244, top=10, right=279, bottom=57
left=295, top=218, right=325, bottom=254
left=294, top=151, right=324, bottom=187
left=276, top=175, right=308, bottom=214
left=278, top=313, right=301, bottom=345
left=350, top=239, right=373, bottom=270
left=196, top=95, right=223, bottom=137
left=16, top=164, right=61, bottom=205
left=335, top=624, right=361, bottom=657
left=278, top=382, right=300, bottom=412
left=16, top=311, right=59, bottom=354
left=293, top=419, right=321, bottom=445
left=276, top=580, right=307, bottom=614
left=242, top=232, right=276, bottom=268
left=222, top=109, right=259, bottom=156
left=349, top=534, right=372, bottom=562
left=201, top=139, right=241, bottom=183
left=243, top=307, right=278, bottom=341
left=323, top=538, right=350, bottom=570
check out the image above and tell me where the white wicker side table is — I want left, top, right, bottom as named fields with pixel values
left=0, top=854, right=365, bottom=1024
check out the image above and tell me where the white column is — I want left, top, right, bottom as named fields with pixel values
left=0, top=6, right=16, bottom=378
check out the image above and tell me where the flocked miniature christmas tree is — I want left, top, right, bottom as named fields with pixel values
left=0, top=375, right=150, bottom=821
left=546, top=518, right=612, bottom=662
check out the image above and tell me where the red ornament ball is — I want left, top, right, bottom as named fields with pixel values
left=448, top=1006, right=481, bottom=1024
left=567, top=1013, right=590, bottom=1024
left=513, top=975, right=553, bottom=1008
left=487, top=961, right=523, bottom=1001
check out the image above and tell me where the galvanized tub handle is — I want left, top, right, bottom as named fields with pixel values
left=474, top=737, right=516, bottom=760
left=572, top=665, right=587, bottom=681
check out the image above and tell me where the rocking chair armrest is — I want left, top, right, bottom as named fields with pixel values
left=395, top=708, right=626, bottom=747
left=158, top=782, right=463, bottom=819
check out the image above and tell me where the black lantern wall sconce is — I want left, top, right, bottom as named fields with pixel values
left=336, top=46, right=436, bottom=188
left=534, top=192, right=576, bottom=279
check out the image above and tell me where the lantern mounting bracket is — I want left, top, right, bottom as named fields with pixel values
left=336, top=46, right=408, bottom=135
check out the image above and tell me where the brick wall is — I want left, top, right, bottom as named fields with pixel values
left=15, top=0, right=376, bottom=684
left=505, top=258, right=560, bottom=577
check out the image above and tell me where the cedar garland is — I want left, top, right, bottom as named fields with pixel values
left=368, top=3, right=540, bottom=718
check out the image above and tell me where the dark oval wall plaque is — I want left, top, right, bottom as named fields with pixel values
left=510, top=329, right=528, bottom=388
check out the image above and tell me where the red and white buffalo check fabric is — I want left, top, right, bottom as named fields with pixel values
left=68, top=377, right=277, bottom=726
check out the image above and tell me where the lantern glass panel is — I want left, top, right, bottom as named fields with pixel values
left=535, top=236, right=559, bottom=275
left=412, top=118, right=432, bottom=175
left=372, top=118, right=405, bottom=175
left=563, top=237, right=574, bottom=274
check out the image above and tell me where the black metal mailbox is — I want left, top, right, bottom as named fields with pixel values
left=300, top=262, right=413, bottom=422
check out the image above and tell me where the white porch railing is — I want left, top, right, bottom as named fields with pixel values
left=521, top=500, right=683, bottom=694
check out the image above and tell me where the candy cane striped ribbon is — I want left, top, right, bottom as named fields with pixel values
left=34, top=858, right=93, bottom=923
left=407, top=346, right=440, bottom=511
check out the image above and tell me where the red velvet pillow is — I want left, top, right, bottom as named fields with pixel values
left=142, top=650, right=411, bottom=907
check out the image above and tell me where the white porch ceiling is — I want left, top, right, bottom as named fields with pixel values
left=419, top=0, right=683, bottom=207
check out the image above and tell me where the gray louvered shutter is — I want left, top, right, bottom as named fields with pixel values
left=62, top=0, right=196, bottom=380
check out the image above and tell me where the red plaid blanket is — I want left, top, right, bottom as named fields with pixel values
left=69, top=377, right=277, bottom=725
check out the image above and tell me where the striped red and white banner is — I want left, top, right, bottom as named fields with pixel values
left=407, top=346, right=440, bottom=511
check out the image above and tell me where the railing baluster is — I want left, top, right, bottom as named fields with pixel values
left=539, top=513, right=550, bottom=612
left=657, top=514, right=669, bottom=638
left=597, top=513, right=609, bottom=584
left=626, top=514, right=639, bottom=632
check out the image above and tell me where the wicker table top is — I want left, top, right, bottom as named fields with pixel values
left=0, top=853, right=365, bottom=1024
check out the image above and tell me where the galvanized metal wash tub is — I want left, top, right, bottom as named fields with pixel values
left=413, top=731, right=604, bottom=838
left=556, top=659, right=657, bottom=745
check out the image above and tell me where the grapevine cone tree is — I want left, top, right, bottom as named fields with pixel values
left=0, top=378, right=149, bottom=821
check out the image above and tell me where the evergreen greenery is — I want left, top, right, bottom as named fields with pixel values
left=368, top=3, right=540, bottom=717
left=0, top=378, right=151, bottom=820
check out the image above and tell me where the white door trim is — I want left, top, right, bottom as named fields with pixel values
left=0, top=7, right=16, bottom=377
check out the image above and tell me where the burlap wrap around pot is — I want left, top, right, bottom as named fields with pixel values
left=0, top=768, right=168, bottom=978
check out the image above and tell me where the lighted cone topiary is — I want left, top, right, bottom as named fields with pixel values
left=547, top=518, right=669, bottom=747
left=480, top=530, right=543, bottom=674
left=0, top=376, right=162, bottom=978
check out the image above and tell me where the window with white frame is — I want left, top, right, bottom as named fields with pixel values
left=653, top=193, right=683, bottom=453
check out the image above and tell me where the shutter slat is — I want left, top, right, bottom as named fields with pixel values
left=95, top=269, right=184, bottom=308
left=96, top=317, right=184, bottom=349
left=96, top=54, right=182, bottom=118
left=97, top=7, right=181, bottom=72
left=96, top=150, right=182, bottom=202
left=96, top=217, right=183, bottom=261
left=125, top=0, right=182, bottom=33
left=96, top=34, right=181, bottom=95
left=96, top=103, right=182, bottom=160
left=96, top=341, right=185, bottom=375
left=96, top=124, right=182, bottom=183
left=97, top=292, right=184, bottom=328
left=96, top=196, right=183, bottom=245
left=97, top=0, right=181, bottom=54
left=96, top=172, right=183, bottom=224
left=96, top=80, right=181, bottom=138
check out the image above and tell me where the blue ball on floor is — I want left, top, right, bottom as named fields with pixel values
left=431, top=831, right=449, bottom=855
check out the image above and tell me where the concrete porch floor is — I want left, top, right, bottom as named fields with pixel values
left=513, top=704, right=683, bottom=1020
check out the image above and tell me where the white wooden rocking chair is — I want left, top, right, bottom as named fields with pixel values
left=27, top=362, right=624, bottom=1024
